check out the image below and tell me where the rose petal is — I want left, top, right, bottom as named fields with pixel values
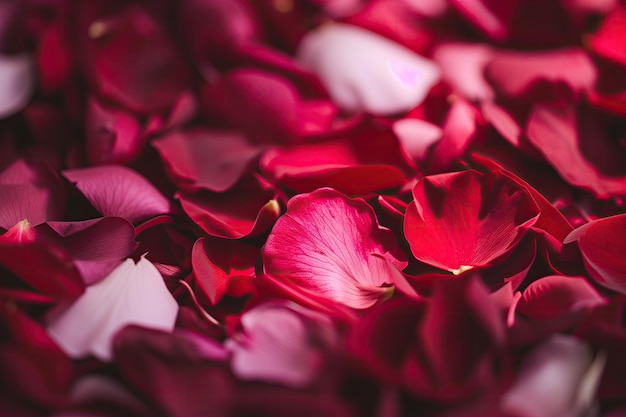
left=263, top=188, right=406, bottom=309
left=518, top=275, right=606, bottom=320
left=46, top=257, right=179, bottom=362
left=0, top=52, right=33, bottom=118
left=564, top=214, right=626, bottom=293
left=405, top=170, right=539, bottom=273
left=62, top=165, right=171, bottom=223
left=297, top=23, right=440, bottom=115
left=153, top=128, right=264, bottom=193
left=85, top=97, right=142, bottom=165
left=486, top=48, right=596, bottom=99
left=225, top=301, right=335, bottom=388
left=433, top=42, right=495, bottom=102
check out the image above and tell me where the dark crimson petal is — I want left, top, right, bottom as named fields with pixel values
left=262, top=188, right=406, bottom=309
left=0, top=221, right=84, bottom=300
left=0, top=303, right=74, bottom=408
left=526, top=102, right=626, bottom=198
left=153, top=127, right=265, bottom=193
left=63, top=165, right=172, bottom=223
left=201, top=69, right=338, bottom=143
left=564, top=214, right=626, bottom=293
left=0, top=159, right=66, bottom=230
left=81, top=4, right=192, bottom=114
left=411, top=276, right=505, bottom=399
left=36, top=217, right=137, bottom=284
left=404, top=169, right=540, bottom=274
left=85, top=97, right=142, bottom=166
left=177, top=175, right=280, bottom=239
left=518, top=275, right=606, bottom=320
left=191, top=237, right=257, bottom=305
left=114, top=326, right=231, bottom=417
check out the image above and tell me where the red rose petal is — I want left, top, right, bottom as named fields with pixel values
left=405, top=169, right=539, bottom=273
left=564, top=214, right=626, bottom=293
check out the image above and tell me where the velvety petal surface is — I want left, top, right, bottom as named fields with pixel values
left=62, top=165, right=171, bottom=223
left=518, top=275, right=606, bottom=320
left=263, top=188, right=407, bottom=309
left=153, top=127, right=264, bottom=193
left=404, top=170, right=539, bottom=273
left=564, top=214, right=626, bottom=293
left=46, top=257, right=179, bottom=361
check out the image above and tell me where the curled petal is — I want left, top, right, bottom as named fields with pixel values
left=405, top=170, right=539, bottom=273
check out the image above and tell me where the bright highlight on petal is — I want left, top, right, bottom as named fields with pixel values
left=46, top=257, right=179, bottom=362
left=297, top=23, right=440, bottom=115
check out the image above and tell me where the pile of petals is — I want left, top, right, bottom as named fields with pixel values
left=2, top=0, right=626, bottom=416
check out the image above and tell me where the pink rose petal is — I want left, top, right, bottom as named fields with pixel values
left=405, top=170, right=540, bottom=273
left=263, top=188, right=407, bottom=309
left=225, top=301, right=336, bottom=388
left=62, top=165, right=171, bottom=223
left=46, top=257, right=179, bottom=362
left=297, top=23, right=440, bottom=115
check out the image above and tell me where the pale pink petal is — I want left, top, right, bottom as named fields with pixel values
left=62, top=165, right=171, bottom=223
left=225, top=301, right=335, bottom=388
left=501, top=335, right=600, bottom=417
left=297, top=23, right=440, bottom=115
left=46, top=257, right=179, bottom=362
left=0, top=53, right=34, bottom=118
left=433, top=43, right=495, bottom=102
left=392, top=118, right=442, bottom=162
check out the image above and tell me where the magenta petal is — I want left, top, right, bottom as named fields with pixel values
left=46, top=257, right=178, bottom=362
left=62, top=165, right=171, bottom=223
left=226, top=301, right=335, bottom=388
left=0, top=159, right=66, bottom=230
left=518, top=275, right=606, bottom=320
left=527, top=103, right=626, bottom=198
left=405, top=170, right=540, bottom=273
left=263, top=188, right=407, bottom=309
left=486, top=48, right=596, bottom=99
left=85, top=98, right=142, bottom=165
left=564, top=214, right=626, bottom=293
left=36, top=217, right=137, bottom=284
left=0, top=221, right=84, bottom=301
left=153, top=128, right=264, bottom=193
